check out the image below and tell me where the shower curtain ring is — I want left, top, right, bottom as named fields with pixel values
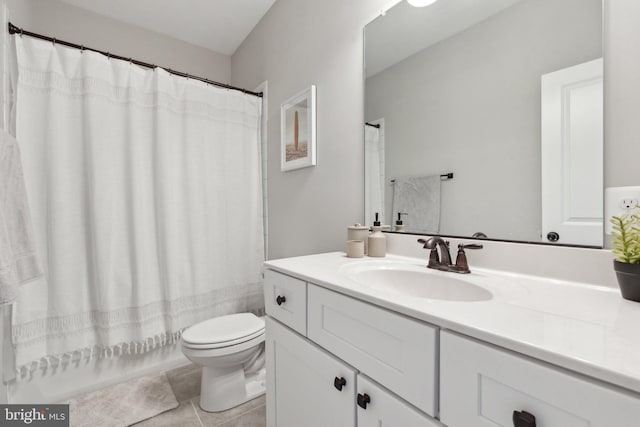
left=52, top=38, right=56, bottom=45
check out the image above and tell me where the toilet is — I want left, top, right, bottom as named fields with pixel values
left=181, top=312, right=266, bottom=412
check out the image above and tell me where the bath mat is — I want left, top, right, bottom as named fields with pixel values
left=67, top=372, right=179, bottom=426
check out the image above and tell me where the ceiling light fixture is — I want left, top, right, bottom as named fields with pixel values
left=407, top=0, right=438, bottom=7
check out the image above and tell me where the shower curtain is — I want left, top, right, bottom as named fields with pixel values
left=364, top=122, right=385, bottom=226
left=10, top=36, right=264, bottom=375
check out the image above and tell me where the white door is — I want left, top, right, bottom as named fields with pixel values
left=541, top=58, right=603, bottom=246
left=265, top=317, right=356, bottom=427
left=356, top=375, right=443, bottom=427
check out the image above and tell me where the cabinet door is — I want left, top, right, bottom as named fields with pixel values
left=357, top=375, right=444, bottom=427
left=441, top=331, right=640, bottom=427
left=266, top=317, right=356, bottom=427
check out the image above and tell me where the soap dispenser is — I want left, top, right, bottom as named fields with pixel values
left=368, top=213, right=386, bottom=257
left=395, top=212, right=407, bottom=232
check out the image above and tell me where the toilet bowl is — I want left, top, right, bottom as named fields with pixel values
left=181, top=312, right=266, bottom=412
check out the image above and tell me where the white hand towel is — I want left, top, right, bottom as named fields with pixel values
left=0, top=130, right=42, bottom=305
left=392, top=175, right=441, bottom=234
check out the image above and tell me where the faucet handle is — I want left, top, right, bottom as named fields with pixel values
left=455, top=243, right=483, bottom=273
left=417, top=238, right=440, bottom=267
left=427, top=247, right=440, bottom=268
left=459, top=243, right=483, bottom=250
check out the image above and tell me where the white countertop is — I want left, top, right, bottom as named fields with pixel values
left=265, top=252, right=640, bottom=395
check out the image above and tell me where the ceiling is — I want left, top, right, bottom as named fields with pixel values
left=57, top=0, right=276, bottom=55
left=365, top=0, right=523, bottom=77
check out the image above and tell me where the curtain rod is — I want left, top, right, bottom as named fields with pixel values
left=365, top=122, right=380, bottom=128
left=8, top=22, right=263, bottom=98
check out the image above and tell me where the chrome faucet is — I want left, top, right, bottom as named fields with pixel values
left=417, top=238, right=483, bottom=274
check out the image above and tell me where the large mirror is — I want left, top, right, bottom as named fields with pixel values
left=364, top=0, right=603, bottom=247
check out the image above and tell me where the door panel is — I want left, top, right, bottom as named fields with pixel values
left=541, top=58, right=603, bottom=246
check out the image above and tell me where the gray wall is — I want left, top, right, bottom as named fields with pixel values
left=233, top=0, right=640, bottom=259
left=5, top=0, right=231, bottom=83
left=365, top=0, right=602, bottom=241
left=231, top=0, right=389, bottom=259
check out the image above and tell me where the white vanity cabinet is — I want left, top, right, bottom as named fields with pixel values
left=440, top=331, right=640, bottom=427
left=264, top=264, right=640, bottom=427
left=264, top=270, right=442, bottom=427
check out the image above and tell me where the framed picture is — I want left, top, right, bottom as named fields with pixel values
left=280, top=85, right=316, bottom=171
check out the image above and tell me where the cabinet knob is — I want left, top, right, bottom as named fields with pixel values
left=357, top=393, right=371, bottom=409
left=276, top=295, right=286, bottom=306
left=513, top=410, right=536, bottom=427
left=546, top=231, right=560, bottom=242
left=333, top=376, right=347, bottom=391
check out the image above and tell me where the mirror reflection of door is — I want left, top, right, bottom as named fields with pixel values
left=365, top=120, right=385, bottom=226
left=541, top=59, right=603, bottom=246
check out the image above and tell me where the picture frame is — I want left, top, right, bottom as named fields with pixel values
left=280, top=85, right=316, bottom=171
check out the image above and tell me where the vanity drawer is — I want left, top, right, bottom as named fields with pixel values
left=440, top=331, right=640, bottom=427
left=307, top=284, right=438, bottom=417
left=264, top=269, right=307, bottom=336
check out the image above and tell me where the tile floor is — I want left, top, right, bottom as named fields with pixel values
left=134, top=364, right=266, bottom=427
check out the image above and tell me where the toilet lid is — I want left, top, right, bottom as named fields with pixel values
left=182, top=313, right=265, bottom=345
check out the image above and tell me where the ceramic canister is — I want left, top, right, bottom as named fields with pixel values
left=348, top=223, right=370, bottom=254
left=346, top=240, right=365, bottom=258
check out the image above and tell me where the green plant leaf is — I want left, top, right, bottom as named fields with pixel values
left=610, top=207, right=640, bottom=264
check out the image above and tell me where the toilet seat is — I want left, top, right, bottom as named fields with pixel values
left=182, top=313, right=265, bottom=349
left=182, top=329, right=265, bottom=350
left=182, top=332, right=265, bottom=358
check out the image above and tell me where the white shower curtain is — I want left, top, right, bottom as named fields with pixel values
left=364, top=122, right=385, bottom=226
left=11, top=36, right=264, bottom=374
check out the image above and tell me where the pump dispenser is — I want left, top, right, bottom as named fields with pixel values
left=395, top=212, right=407, bottom=232
left=368, top=213, right=386, bottom=257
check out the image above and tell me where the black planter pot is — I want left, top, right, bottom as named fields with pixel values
left=614, top=260, right=640, bottom=302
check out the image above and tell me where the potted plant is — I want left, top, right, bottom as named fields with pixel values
left=611, top=206, right=640, bottom=302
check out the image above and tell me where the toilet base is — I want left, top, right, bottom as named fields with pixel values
left=199, top=366, right=266, bottom=413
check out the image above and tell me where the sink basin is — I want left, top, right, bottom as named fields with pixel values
left=342, top=262, right=492, bottom=302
